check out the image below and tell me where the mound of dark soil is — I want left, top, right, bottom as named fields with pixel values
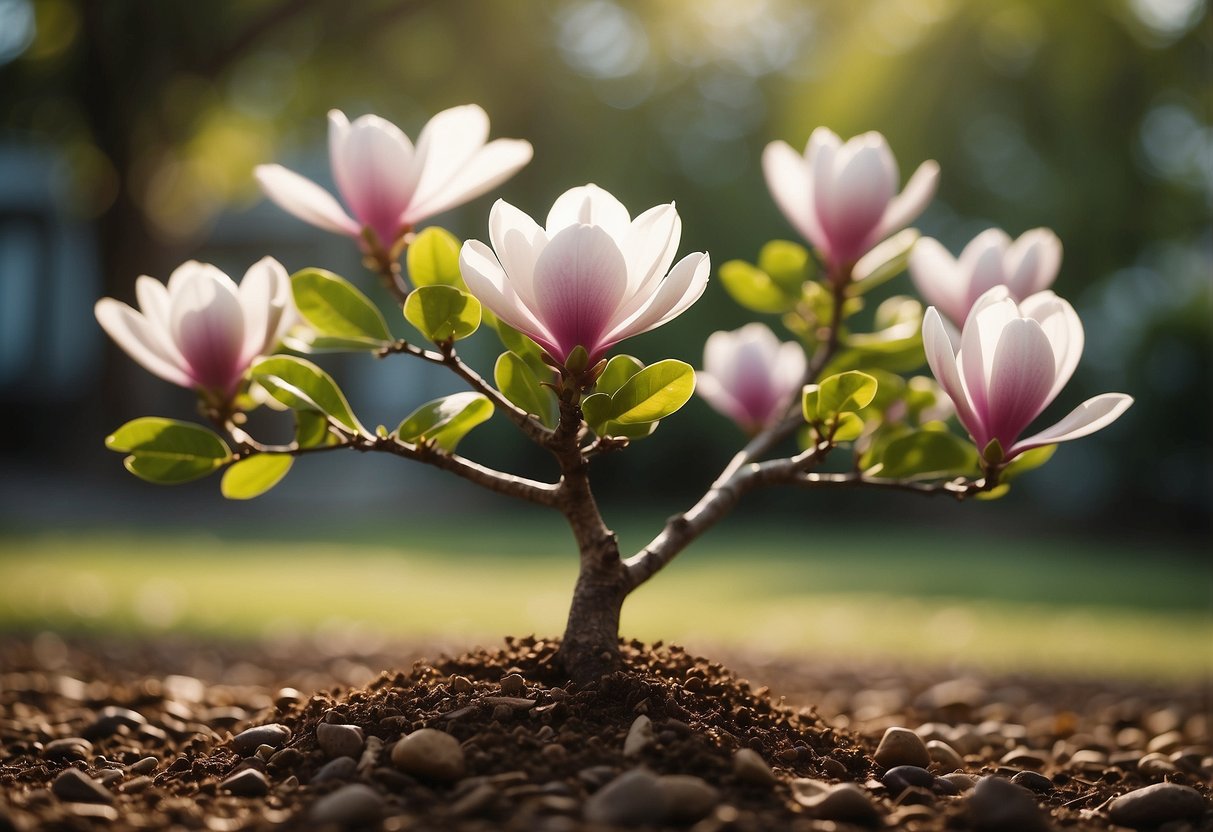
left=0, top=635, right=1209, bottom=831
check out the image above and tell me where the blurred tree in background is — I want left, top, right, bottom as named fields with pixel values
left=1, top=0, right=1208, bottom=538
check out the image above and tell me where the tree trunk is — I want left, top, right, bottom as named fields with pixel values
left=557, top=556, right=630, bottom=684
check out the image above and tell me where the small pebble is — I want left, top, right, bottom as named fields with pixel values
left=317, top=723, right=365, bottom=759
left=42, top=738, right=93, bottom=761
left=126, top=756, right=158, bottom=776
left=220, top=768, right=269, bottom=797
left=732, top=748, right=777, bottom=786
left=874, top=727, right=931, bottom=769
left=941, top=773, right=977, bottom=792
left=499, top=673, right=525, bottom=696
left=52, top=769, right=113, bottom=804
left=119, top=776, right=153, bottom=794
left=796, top=782, right=883, bottom=826
left=1011, top=770, right=1053, bottom=793
left=311, top=755, right=358, bottom=784
left=1147, top=731, right=1185, bottom=754
left=623, top=715, right=653, bottom=757
left=449, top=675, right=473, bottom=695
left=926, top=739, right=965, bottom=772
left=583, top=768, right=665, bottom=826
left=968, top=776, right=1047, bottom=831
left=390, top=728, right=465, bottom=782
left=1000, top=747, right=1047, bottom=769
left=450, top=783, right=498, bottom=817
left=1107, top=783, right=1207, bottom=829
left=85, top=706, right=146, bottom=738
left=231, top=723, right=291, bottom=755
left=309, top=783, right=385, bottom=826
left=820, top=757, right=848, bottom=779
left=657, top=774, right=719, bottom=823
left=882, top=765, right=934, bottom=795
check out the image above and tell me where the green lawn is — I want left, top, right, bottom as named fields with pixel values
left=1, top=519, right=1208, bottom=681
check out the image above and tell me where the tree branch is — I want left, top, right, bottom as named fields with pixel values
left=793, top=471, right=991, bottom=499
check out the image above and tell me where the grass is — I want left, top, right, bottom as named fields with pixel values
left=1, top=518, right=1208, bottom=681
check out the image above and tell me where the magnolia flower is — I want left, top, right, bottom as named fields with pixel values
left=255, top=105, right=533, bottom=250
left=910, top=228, right=1062, bottom=328
left=460, top=184, right=710, bottom=365
left=95, top=258, right=293, bottom=398
left=763, top=128, right=939, bottom=271
left=697, top=323, right=806, bottom=432
left=923, top=286, right=1132, bottom=463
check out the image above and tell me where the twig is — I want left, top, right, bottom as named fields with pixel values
left=793, top=471, right=990, bottom=499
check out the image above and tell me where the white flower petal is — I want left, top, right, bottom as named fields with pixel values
left=984, top=318, right=1057, bottom=445
left=95, top=299, right=193, bottom=388
left=1021, top=290, right=1084, bottom=403
left=908, top=237, right=968, bottom=327
left=1010, top=393, right=1133, bottom=457
left=406, top=138, right=533, bottom=223
left=959, top=288, right=1017, bottom=418
left=169, top=266, right=248, bottom=393
left=408, top=104, right=490, bottom=211
left=254, top=164, right=361, bottom=237
left=333, top=114, right=417, bottom=245
left=872, top=159, right=940, bottom=243
left=239, top=257, right=290, bottom=362
left=602, top=251, right=709, bottom=347
left=1005, top=228, right=1062, bottom=298
left=816, top=134, right=898, bottom=261
left=762, top=140, right=819, bottom=246
left=459, top=239, right=554, bottom=348
left=545, top=184, right=631, bottom=238
left=922, top=306, right=983, bottom=442
left=488, top=198, right=548, bottom=313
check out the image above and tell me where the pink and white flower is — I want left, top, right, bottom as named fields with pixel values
left=255, top=105, right=533, bottom=250
left=459, top=184, right=710, bottom=365
left=910, top=228, right=1062, bottom=328
left=922, top=286, right=1132, bottom=463
left=95, top=258, right=293, bottom=398
left=697, top=323, right=806, bottom=432
left=763, top=128, right=939, bottom=271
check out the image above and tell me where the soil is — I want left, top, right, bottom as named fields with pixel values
left=0, top=634, right=1208, bottom=831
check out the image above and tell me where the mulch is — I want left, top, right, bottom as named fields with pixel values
left=0, top=634, right=1208, bottom=831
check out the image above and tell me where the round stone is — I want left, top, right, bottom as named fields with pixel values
left=874, top=727, right=931, bottom=769
left=926, top=739, right=965, bottom=772
left=584, top=768, right=665, bottom=826
left=390, top=728, right=465, bottom=782
left=52, top=769, right=113, bottom=804
left=797, top=783, right=883, bottom=826
left=309, top=784, right=385, bottom=826
left=657, top=774, right=719, bottom=823
left=311, top=755, right=358, bottom=784
left=317, top=723, right=365, bottom=759
left=623, top=715, right=653, bottom=757
left=43, top=738, right=93, bottom=761
left=86, top=706, right=147, bottom=738
left=231, top=723, right=291, bottom=755
left=1011, top=770, right=1053, bottom=793
left=1107, top=783, right=1207, bottom=829
left=968, top=776, right=1047, bottom=831
left=732, top=748, right=777, bottom=786
left=882, top=765, right=935, bottom=795
left=499, top=673, right=525, bottom=696
left=220, top=768, right=269, bottom=797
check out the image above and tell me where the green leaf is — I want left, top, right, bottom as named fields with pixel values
left=404, top=285, right=481, bottom=342
left=975, top=483, right=1011, bottom=501
left=802, top=384, right=819, bottom=422
left=221, top=455, right=294, bottom=500
left=851, top=229, right=919, bottom=295
left=599, top=419, right=659, bottom=440
left=581, top=392, right=613, bottom=429
left=291, top=268, right=392, bottom=345
left=295, top=411, right=336, bottom=449
left=251, top=356, right=364, bottom=435
left=596, top=355, right=644, bottom=396
left=406, top=226, right=465, bottom=289
left=490, top=319, right=548, bottom=372
left=818, top=370, right=879, bottom=415
left=1002, top=444, right=1057, bottom=481
left=106, top=418, right=231, bottom=485
left=757, top=240, right=813, bottom=295
left=879, top=429, right=979, bottom=480
left=395, top=392, right=494, bottom=451
left=609, top=359, right=696, bottom=424
left=495, top=351, right=555, bottom=427
left=719, top=260, right=795, bottom=313
left=829, top=411, right=865, bottom=442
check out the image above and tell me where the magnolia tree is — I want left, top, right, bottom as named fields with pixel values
left=96, top=106, right=1133, bottom=683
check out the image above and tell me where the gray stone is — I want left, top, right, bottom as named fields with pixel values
left=317, top=723, right=365, bottom=760
left=309, top=784, right=385, bottom=826
left=941, top=773, right=977, bottom=792
left=926, top=739, right=965, bottom=772
left=1000, top=747, right=1047, bottom=769
left=1107, top=783, right=1207, bottom=829
left=390, top=728, right=465, bottom=782
left=52, top=769, right=113, bottom=804
left=657, top=774, right=719, bottom=823
left=968, top=776, right=1047, bottom=831
left=874, top=727, right=931, bottom=769
left=86, top=706, right=147, bottom=738
left=882, top=765, right=935, bottom=795
left=623, top=715, right=653, bottom=757
left=43, top=738, right=93, bottom=761
left=1012, top=770, right=1053, bottom=793
left=312, top=756, right=358, bottom=784
left=231, top=723, right=291, bottom=755
left=795, top=782, right=883, bottom=826
left=126, top=756, right=159, bottom=776
left=583, top=768, right=665, bottom=826
left=221, top=768, right=269, bottom=797
left=732, top=748, right=777, bottom=786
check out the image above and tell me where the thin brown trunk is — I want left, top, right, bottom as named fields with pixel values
left=558, top=556, right=630, bottom=684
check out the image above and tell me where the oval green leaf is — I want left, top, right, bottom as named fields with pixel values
left=395, top=392, right=494, bottom=451
left=719, top=260, right=795, bottom=314
left=851, top=229, right=919, bottom=295
left=251, top=356, right=364, bottom=435
left=291, top=268, right=392, bottom=345
left=757, top=240, right=813, bottom=295
left=610, top=359, right=696, bottom=424
left=596, top=355, right=644, bottom=397
left=829, top=411, right=866, bottom=443
left=404, top=285, right=481, bottom=342
left=879, top=429, right=979, bottom=480
left=106, top=417, right=231, bottom=485
left=407, top=226, right=466, bottom=289
left=221, top=454, right=294, bottom=500
left=495, top=351, right=555, bottom=427
left=817, top=370, right=879, bottom=415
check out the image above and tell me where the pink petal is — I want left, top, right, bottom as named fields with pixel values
left=1005, top=228, right=1062, bottom=298
left=610, top=203, right=682, bottom=324
left=459, top=239, right=556, bottom=352
left=238, top=257, right=290, bottom=363
left=696, top=372, right=758, bottom=429
left=404, top=138, right=532, bottom=223
left=958, top=287, right=1017, bottom=424
left=488, top=199, right=548, bottom=314
left=922, top=306, right=983, bottom=443
left=815, top=133, right=897, bottom=263
left=407, top=104, right=490, bottom=214
left=332, top=114, right=417, bottom=247
left=1009, top=393, right=1134, bottom=457
left=908, top=237, right=968, bottom=327
left=254, top=165, right=360, bottom=237
left=871, top=159, right=940, bottom=244
left=762, top=140, right=819, bottom=247
left=169, top=266, right=248, bottom=394
left=1020, top=290, right=1084, bottom=404
left=962, top=230, right=1013, bottom=312
left=530, top=223, right=629, bottom=361
left=545, top=184, right=632, bottom=238
left=984, top=318, right=1057, bottom=447
left=600, top=251, right=709, bottom=351
left=95, top=299, right=193, bottom=388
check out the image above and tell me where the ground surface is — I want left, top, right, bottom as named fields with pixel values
left=0, top=634, right=1208, bottom=831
